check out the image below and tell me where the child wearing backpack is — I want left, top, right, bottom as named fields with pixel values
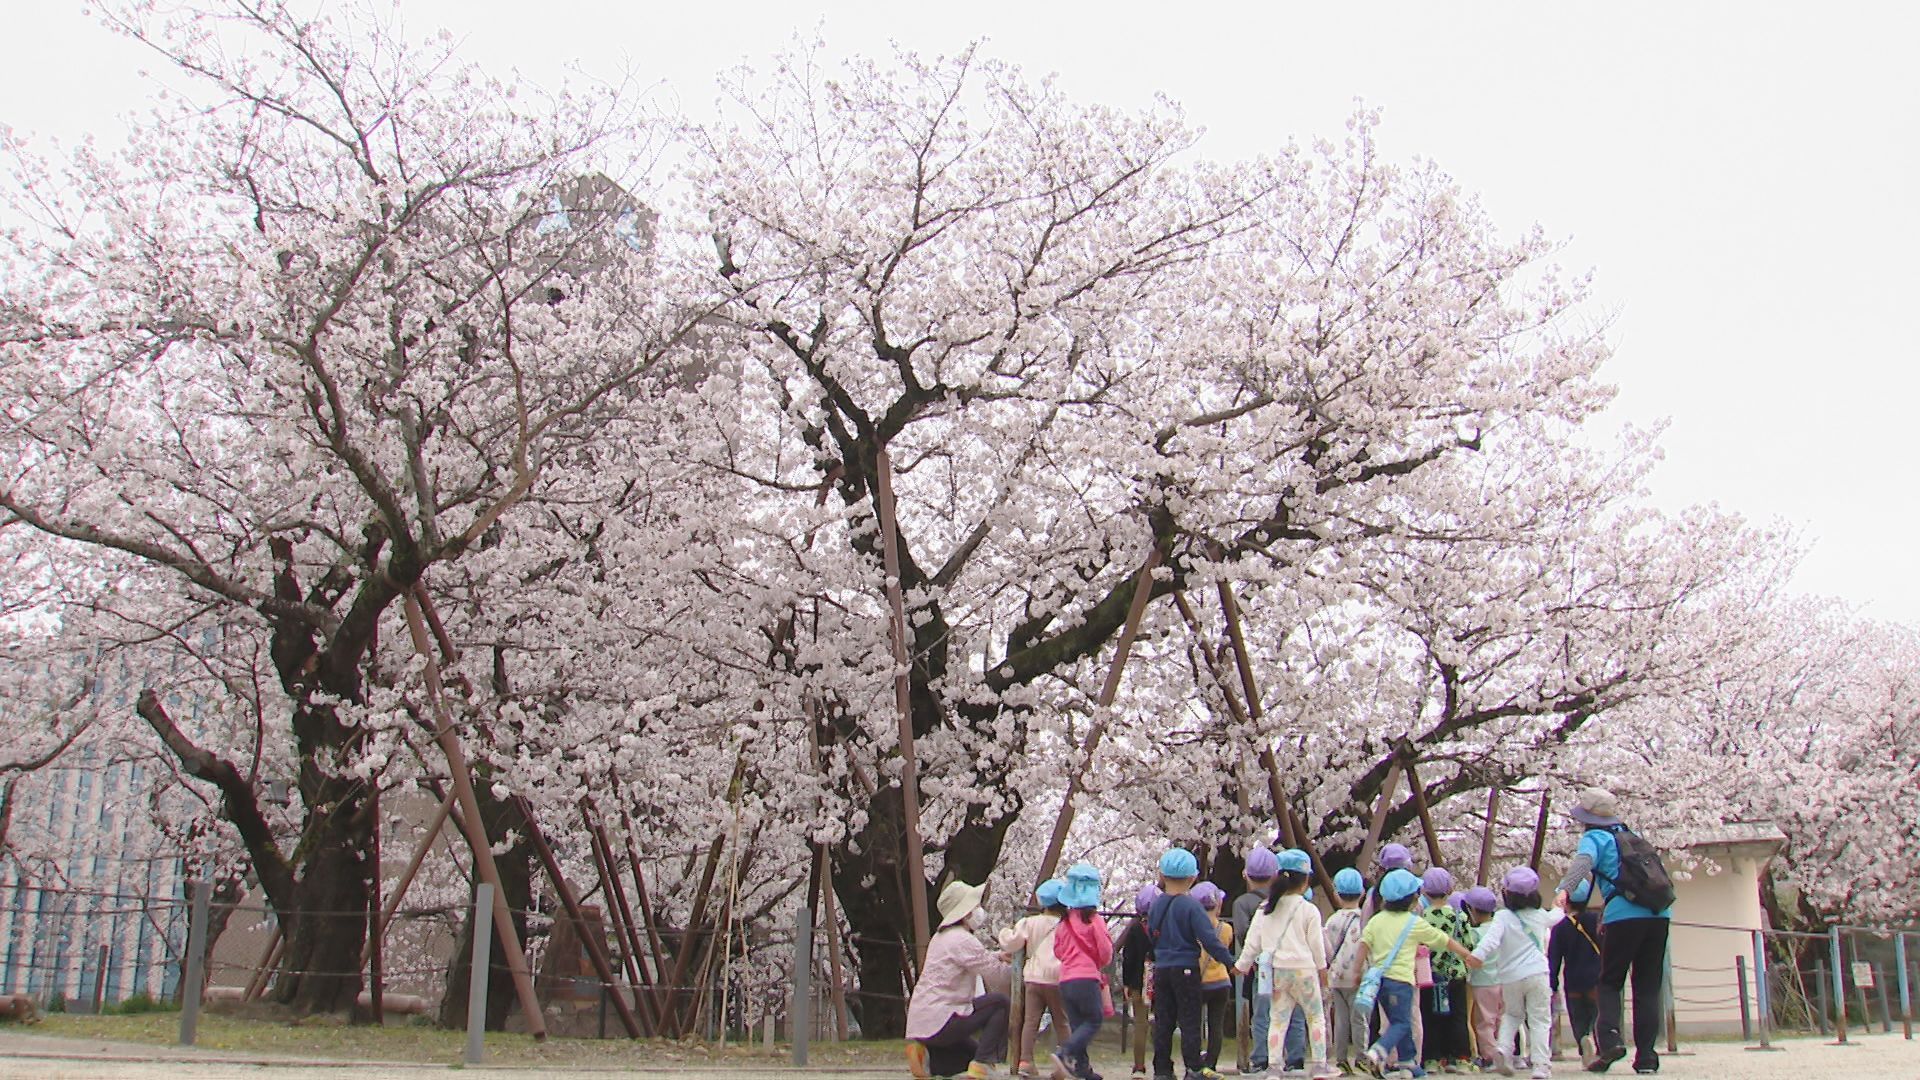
left=1002, top=879, right=1069, bottom=1078
left=1191, top=882, right=1235, bottom=1076
left=1052, top=862, right=1114, bottom=1080
left=1460, top=887, right=1506, bottom=1072
left=1120, top=885, right=1159, bottom=1079
left=1146, top=848, right=1238, bottom=1080
left=1546, top=880, right=1603, bottom=1062
left=1235, top=849, right=1337, bottom=1079
left=1471, top=868, right=1564, bottom=1079
left=1355, top=869, right=1482, bottom=1079
left=1322, top=868, right=1371, bottom=1074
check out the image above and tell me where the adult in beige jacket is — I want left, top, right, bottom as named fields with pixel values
left=906, top=880, right=1013, bottom=1080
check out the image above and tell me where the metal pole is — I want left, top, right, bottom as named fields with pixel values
left=1747, top=929, right=1779, bottom=1052
left=464, top=883, right=495, bottom=1066
left=177, top=879, right=209, bottom=1046
left=1829, top=926, right=1851, bottom=1045
left=1897, top=932, right=1912, bottom=1040
left=367, top=787, right=384, bottom=1025
left=792, top=901, right=813, bottom=1067
left=1736, top=956, right=1751, bottom=1042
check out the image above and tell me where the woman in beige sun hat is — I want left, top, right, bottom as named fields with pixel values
left=905, top=880, right=1014, bottom=1079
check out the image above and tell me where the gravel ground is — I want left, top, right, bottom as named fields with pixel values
left=3, top=1032, right=1920, bottom=1078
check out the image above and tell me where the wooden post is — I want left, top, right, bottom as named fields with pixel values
left=818, top=849, right=850, bottom=1041
left=363, top=788, right=455, bottom=966
left=367, top=785, right=384, bottom=1025
left=1529, top=788, right=1553, bottom=873
left=91, top=944, right=109, bottom=1013
left=401, top=587, right=546, bottom=1040
left=514, top=798, right=643, bottom=1039
left=1476, top=788, right=1502, bottom=885
left=663, top=753, right=741, bottom=1035
left=244, top=924, right=283, bottom=1002
left=1401, top=759, right=1445, bottom=871
left=585, top=803, right=659, bottom=1033
left=1356, top=758, right=1406, bottom=875
left=1209, top=585, right=1338, bottom=900
left=1035, top=544, right=1163, bottom=885
left=873, top=448, right=933, bottom=963
left=618, top=808, right=674, bottom=1022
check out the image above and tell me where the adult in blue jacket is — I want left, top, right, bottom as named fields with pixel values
left=1553, top=788, right=1671, bottom=1076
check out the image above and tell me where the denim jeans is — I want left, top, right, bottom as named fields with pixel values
left=1057, top=977, right=1105, bottom=1077
left=1372, top=978, right=1419, bottom=1068
left=1249, top=985, right=1272, bottom=1069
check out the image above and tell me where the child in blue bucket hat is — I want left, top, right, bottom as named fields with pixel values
left=1051, top=862, right=1112, bottom=1080
left=1000, top=880, right=1069, bottom=1077
left=1323, top=867, right=1371, bottom=1073
left=1145, top=848, right=1236, bottom=1080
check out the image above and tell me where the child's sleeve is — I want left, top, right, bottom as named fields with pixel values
left=1471, top=914, right=1505, bottom=962
left=1410, top=918, right=1453, bottom=952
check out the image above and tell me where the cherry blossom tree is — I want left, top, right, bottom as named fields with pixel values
left=0, top=0, right=706, bottom=1012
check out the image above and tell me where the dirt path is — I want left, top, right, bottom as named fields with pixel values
left=2, top=1031, right=1919, bottom=1078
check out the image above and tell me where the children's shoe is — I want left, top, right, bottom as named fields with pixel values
left=1353, top=1048, right=1386, bottom=1079
left=1530, top=1068, right=1552, bottom=1079
left=1309, top=1063, right=1343, bottom=1079
left=907, top=1040, right=933, bottom=1080
left=966, top=1064, right=999, bottom=1080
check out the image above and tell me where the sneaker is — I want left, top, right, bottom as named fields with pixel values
left=1630, top=1068, right=1656, bottom=1077
left=1050, top=1053, right=1075, bottom=1080
left=1583, top=1045, right=1625, bottom=1073
left=908, top=1041, right=933, bottom=1080
left=967, top=1064, right=1000, bottom=1080
left=1354, top=1049, right=1386, bottom=1079
left=1310, top=1064, right=1343, bottom=1079
left=1531, top=1069, right=1552, bottom=1080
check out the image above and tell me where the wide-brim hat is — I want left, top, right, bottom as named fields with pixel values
left=937, top=880, right=986, bottom=927
left=1570, top=787, right=1624, bottom=828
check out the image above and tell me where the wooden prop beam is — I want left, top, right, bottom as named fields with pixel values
left=618, top=806, right=673, bottom=1020
left=1034, top=543, right=1164, bottom=886
left=873, top=448, right=933, bottom=965
left=515, top=797, right=643, bottom=1039
left=1402, top=759, right=1446, bottom=872
left=1477, top=787, right=1502, bottom=886
left=664, top=751, right=742, bottom=1035
left=1356, top=758, right=1405, bottom=875
left=1529, top=788, right=1553, bottom=873
left=402, top=588, right=547, bottom=1039
left=363, top=789, right=456, bottom=966
left=1210, top=584, right=1338, bottom=899
left=816, top=846, right=851, bottom=1040
left=584, top=803, right=659, bottom=1034
left=243, top=926, right=283, bottom=1003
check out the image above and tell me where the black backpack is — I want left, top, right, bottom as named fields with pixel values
left=1594, top=826, right=1676, bottom=912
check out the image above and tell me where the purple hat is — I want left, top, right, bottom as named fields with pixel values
left=1134, top=883, right=1162, bottom=914
left=1421, top=867, right=1453, bottom=896
left=1377, top=843, right=1414, bottom=870
left=1504, top=866, right=1542, bottom=894
left=1244, top=847, right=1280, bottom=879
left=1191, top=881, right=1226, bottom=909
left=1463, top=886, right=1499, bottom=913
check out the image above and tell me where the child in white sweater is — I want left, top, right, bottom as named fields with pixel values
left=1470, top=867, right=1565, bottom=1079
left=1234, top=849, right=1336, bottom=1079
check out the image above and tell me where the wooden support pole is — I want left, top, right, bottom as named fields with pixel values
left=243, top=924, right=283, bottom=1003
left=618, top=807, right=673, bottom=1020
left=367, top=785, right=384, bottom=1025
left=1477, top=787, right=1502, bottom=886
left=1209, top=584, right=1337, bottom=899
left=1035, top=542, right=1164, bottom=885
left=665, top=753, right=743, bottom=1034
left=401, top=587, right=546, bottom=1040
left=1356, top=758, right=1406, bottom=874
left=514, top=798, right=643, bottom=1039
left=818, top=848, right=850, bottom=1040
left=584, top=802, right=659, bottom=1034
left=1402, top=759, right=1446, bottom=872
left=363, top=789, right=456, bottom=966
left=1529, top=788, right=1553, bottom=873
left=873, top=448, right=934, bottom=964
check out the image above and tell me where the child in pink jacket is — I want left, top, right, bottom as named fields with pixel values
left=1052, top=861, right=1114, bottom=1080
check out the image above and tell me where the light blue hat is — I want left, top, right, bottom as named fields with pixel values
left=1380, top=867, right=1423, bottom=903
left=1333, top=867, right=1366, bottom=896
left=1159, top=847, right=1199, bottom=879
left=1275, top=848, right=1312, bottom=875
left=1036, top=879, right=1065, bottom=908
left=1063, top=861, right=1104, bottom=909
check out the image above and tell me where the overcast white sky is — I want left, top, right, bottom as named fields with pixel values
left=5, top=2, right=1916, bottom=625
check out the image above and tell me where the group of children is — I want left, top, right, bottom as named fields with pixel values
left=1010, top=841, right=1604, bottom=1080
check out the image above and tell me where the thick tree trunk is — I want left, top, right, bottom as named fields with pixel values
left=438, top=796, right=535, bottom=1031
left=270, top=787, right=373, bottom=1014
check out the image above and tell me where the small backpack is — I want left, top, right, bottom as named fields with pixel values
left=1596, top=826, right=1677, bottom=912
